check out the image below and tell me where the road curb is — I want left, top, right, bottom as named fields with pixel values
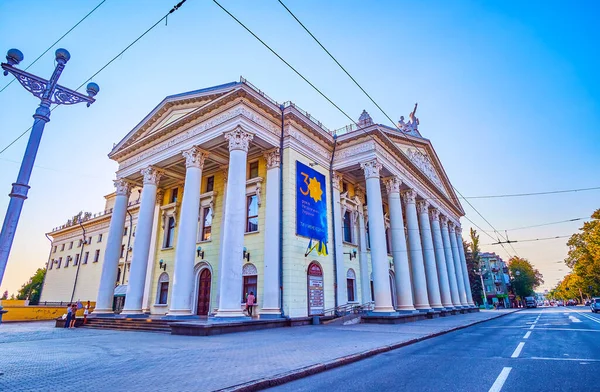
left=217, top=310, right=522, bottom=392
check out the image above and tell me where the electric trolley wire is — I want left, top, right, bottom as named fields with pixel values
left=483, top=217, right=588, bottom=233
left=484, top=235, right=572, bottom=246
left=0, top=0, right=108, bottom=94
left=0, top=0, right=187, bottom=157
left=275, top=0, right=517, bottom=257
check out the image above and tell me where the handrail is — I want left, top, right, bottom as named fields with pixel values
left=322, top=300, right=375, bottom=317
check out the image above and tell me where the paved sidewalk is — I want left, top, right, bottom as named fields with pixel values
left=0, top=310, right=518, bottom=392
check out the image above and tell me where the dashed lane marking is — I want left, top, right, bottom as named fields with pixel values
left=576, top=312, right=600, bottom=325
left=523, top=331, right=531, bottom=339
left=488, top=367, right=512, bottom=392
left=511, top=342, right=525, bottom=358
left=568, top=315, right=582, bottom=323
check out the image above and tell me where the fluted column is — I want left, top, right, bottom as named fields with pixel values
left=441, top=216, right=461, bottom=307
left=449, top=221, right=468, bottom=307
left=385, top=177, right=415, bottom=311
left=332, top=171, right=347, bottom=305
left=355, top=187, right=371, bottom=304
left=430, top=209, right=453, bottom=309
left=417, top=200, right=443, bottom=310
left=361, top=160, right=394, bottom=312
left=456, top=225, right=475, bottom=306
left=261, top=149, right=282, bottom=316
left=403, top=190, right=431, bottom=310
left=95, top=179, right=131, bottom=313
left=123, top=167, right=162, bottom=314
left=168, top=147, right=207, bottom=316
left=216, top=127, right=254, bottom=317
left=142, top=189, right=163, bottom=312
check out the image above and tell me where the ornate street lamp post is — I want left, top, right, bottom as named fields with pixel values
left=475, top=268, right=488, bottom=309
left=0, top=48, right=99, bottom=286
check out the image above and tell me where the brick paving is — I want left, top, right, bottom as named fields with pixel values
left=0, top=310, right=517, bottom=392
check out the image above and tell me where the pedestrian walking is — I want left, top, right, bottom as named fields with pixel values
left=83, top=301, right=91, bottom=324
left=69, top=304, right=78, bottom=328
left=63, top=303, right=72, bottom=328
left=246, top=291, right=256, bottom=317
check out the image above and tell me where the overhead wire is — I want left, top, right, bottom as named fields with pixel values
left=0, top=0, right=187, bottom=157
left=483, top=217, right=588, bottom=232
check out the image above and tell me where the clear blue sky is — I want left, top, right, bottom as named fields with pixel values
left=1, top=0, right=598, bottom=295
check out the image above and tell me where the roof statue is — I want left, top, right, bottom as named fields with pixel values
left=408, top=103, right=419, bottom=131
left=357, top=110, right=374, bottom=128
left=396, top=103, right=422, bottom=138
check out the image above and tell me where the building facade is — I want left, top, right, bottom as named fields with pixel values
left=43, top=79, right=475, bottom=318
left=479, top=252, right=511, bottom=308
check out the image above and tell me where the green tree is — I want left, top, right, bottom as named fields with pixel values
left=1, top=290, right=8, bottom=300
left=16, top=268, right=46, bottom=305
left=508, top=257, right=543, bottom=297
left=565, top=209, right=600, bottom=297
left=465, top=228, right=483, bottom=305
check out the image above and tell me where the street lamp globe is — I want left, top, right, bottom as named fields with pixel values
left=55, top=48, right=71, bottom=63
left=86, top=82, right=100, bottom=97
left=6, top=48, right=23, bottom=66
left=515, top=270, right=521, bottom=276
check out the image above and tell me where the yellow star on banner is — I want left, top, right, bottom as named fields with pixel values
left=307, top=177, right=323, bottom=203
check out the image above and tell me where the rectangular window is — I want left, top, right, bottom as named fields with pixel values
left=342, top=211, right=352, bottom=243
left=87, top=237, right=92, bottom=245
left=83, top=252, right=89, bottom=264
left=120, top=244, right=125, bottom=258
left=49, top=259, right=54, bottom=270
left=61, top=244, right=65, bottom=251
left=94, top=249, right=100, bottom=263
left=53, top=246, right=57, bottom=253
left=164, top=217, right=176, bottom=248
left=65, top=257, right=70, bottom=268
left=170, top=188, right=178, bottom=203
left=347, top=278, right=355, bottom=302
left=248, top=161, right=259, bottom=179
left=97, top=234, right=103, bottom=243
left=69, top=241, right=73, bottom=250
left=77, top=239, right=82, bottom=248
left=158, top=282, right=169, bottom=305
left=57, top=257, right=62, bottom=268
left=246, top=195, right=259, bottom=233
left=242, top=275, right=258, bottom=303
left=205, top=176, right=214, bottom=193
left=202, top=207, right=212, bottom=241
left=123, top=227, right=128, bottom=237
left=74, top=254, right=80, bottom=266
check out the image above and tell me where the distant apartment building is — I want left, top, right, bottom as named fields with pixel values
left=479, top=252, right=511, bottom=308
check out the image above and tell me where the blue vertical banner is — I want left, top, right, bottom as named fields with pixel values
left=296, top=161, right=328, bottom=255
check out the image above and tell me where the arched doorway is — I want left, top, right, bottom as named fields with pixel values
left=197, top=269, right=211, bottom=316
left=307, top=262, right=324, bottom=316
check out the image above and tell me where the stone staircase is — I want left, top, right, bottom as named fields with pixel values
left=82, top=317, right=172, bottom=333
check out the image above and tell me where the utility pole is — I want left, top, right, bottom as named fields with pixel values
left=0, top=48, right=98, bottom=286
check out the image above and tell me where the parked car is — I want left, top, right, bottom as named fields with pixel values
left=567, top=300, right=577, bottom=306
left=525, top=296, right=537, bottom=308
left=590, top=298, right=600, bottom=313
left=585, top=300, right=591, bottom=306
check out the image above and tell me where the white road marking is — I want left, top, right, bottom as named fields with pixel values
left=577, top=312, right=600, bottom=325
left=488, top=367, right=512, bottom=392
left=529, top=357, right=600, bottom=362
left=529, top=324, right=535, bottom=330
left=511, top=342, right=525, bottom=358
left=568, top=315, right=582, bottom=323
left=523, top=331, right=531, bottom=339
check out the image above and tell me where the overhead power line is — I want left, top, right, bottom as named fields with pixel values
left=463, top=186, right=600, bottom=199
left=483, top=217, right=587, bottom=233
left=0, top=0, right=187, bottom=157
left=0, top=0, right=108, bottom=94
left=486, top=235, right=572, bottom=246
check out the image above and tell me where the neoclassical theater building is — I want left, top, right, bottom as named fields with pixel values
left=43, top=78, right=475, bottom=318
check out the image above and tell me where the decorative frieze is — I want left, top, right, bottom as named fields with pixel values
left=225, top=127, right=254, bottom=152
left=360, top=160, right=382, bottom=179
left=140, top=167, right=162, bottom=186
left=407, top=148, right=444, bottom=192
left=182, top=147, right=208, bottom=169
left=336, top=141, right=375, bottom=160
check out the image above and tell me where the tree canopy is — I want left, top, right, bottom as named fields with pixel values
left=16, top=268, right=46, bottom=305
left=508, top=257, right=543, bottom=297
left=465, top=228, right=483, bottom=305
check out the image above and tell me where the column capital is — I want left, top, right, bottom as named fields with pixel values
left=140, top=167, right=162, bottom=186
left=360, top=159, right=382, bottom=179
left=384, top=177, right=401, bottom=195
left=225, top=126, right=254, bottom=152
left=401, top=189, right=417, bottom=205
left=332, top=171, right=343, bottom=191
left=182, top=147, right=208, bottom=169
left=264, top=148, right=280, bottom=169
left=440, top=215, right=449, bottom=227
left=114, top=178, right=132, bottom=197
left=429, top=207, right=440, bottom=220
left=416, top=200, right=430, bottom=214
left=454, top=224, right=462, bottom=234
left=448, top=221, right=456, bottom=230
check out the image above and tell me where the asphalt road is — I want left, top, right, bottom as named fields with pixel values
left=268, top=307, right=600, bottom=392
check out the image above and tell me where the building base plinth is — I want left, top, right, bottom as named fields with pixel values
left=362, top=312, right=427, bottom=324
left=171, top=317, right=288, bottom=336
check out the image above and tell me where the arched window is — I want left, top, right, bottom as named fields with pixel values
left=156, top=272, right=169, bottom=305
left=346, top=268, right=356, bottom=302
left=242, top=263, right=258, bottom=303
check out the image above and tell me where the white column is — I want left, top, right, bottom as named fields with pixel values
left=441, top=216, right=461, bottom=307
left=216, top=127, right=254, bottom=317
left=122, top=167, right=162, bottom=314
left=95, top=179, right=130, bottom=313
left=332, top=172, right=347, bottom=305
left=430, top=208, right=454, bottom=309
left=216, top=166, right=228, bottom=307
left=261, top=149, right=281, bottom=316
left=456, top=225, right=475, bottom=306
left=361, top=160, right=394, bottom=313
left=168, top=147, right=207, bottom=316
left=385, top=177, right=415, bottom=311
left=403, top=190, right=431, bottom=311
left=355, top=187, right=370, bottom=304
left=142, top=190, right=162, bottom=312
left=417, top=200, right=443, bottom=310
left=449, top=221, right=468, bottom=307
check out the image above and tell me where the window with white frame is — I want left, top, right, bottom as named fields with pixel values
left=156, top=272, right=169, bottom=305
left=74, top=254, right=80, bottom=266
left=342, top=211, right=353, bottom=243
left=97, top=234, right=103, bottom=243
left=49, top=259, right=54, bottom=270
left=248, top=161, right=259, bottom=179
left=69, top=241, right=73, bottom=250
left=83, top=252, right=89, bottom=264
left=60, top=244, right=65, bottom=251
left=164, top=217, right=176, bottom=248
left=94, top=249, right=100, bottom=262
left=53, top=245, right=57, bottom=253
left=246, top=195, right=258, bottom=233
left=77, top=239, right=82, bottom=248
left=65, top=256, right=70, bottom=268
left=57, top=257, right=62, bottom=268
left=347, top=269, right=357, bottom=302
left=200, top=207, right=212, bottom=241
